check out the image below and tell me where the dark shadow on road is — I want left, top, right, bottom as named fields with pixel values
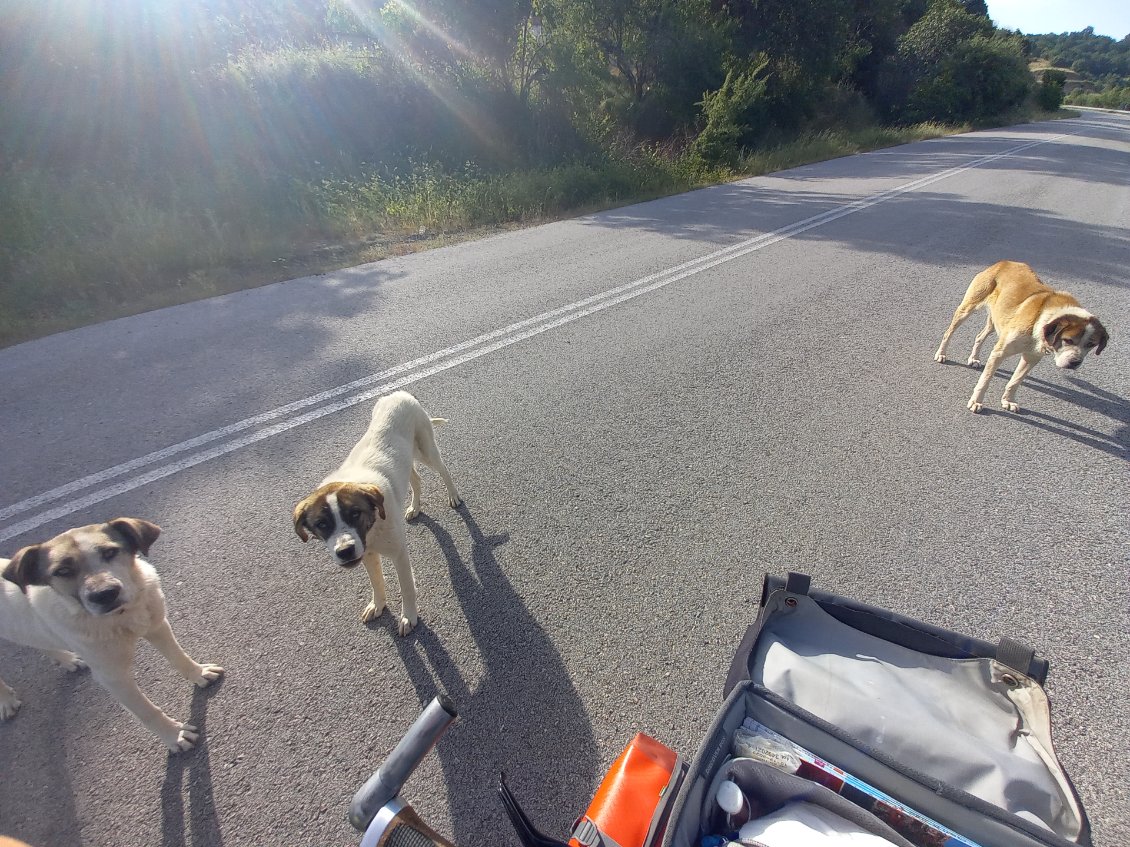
left=0, top=264, right=406, bottom=519
left=937, top=361, right=1128, bottom=458
left=581, top=120, right=1130, bottom=291
left=978, top=406, right=1128, bottom=459
left=378, top=504, right=599, bottom=846
left=586, top=184, right=1130, bottom=290
left=161, top=680, right=226, bottom=847
left=1022, top=373, right=1128, bottom=415
left=1012, top=374, right=1129, bottom=458
left=0, top=657, right=84, bottom=846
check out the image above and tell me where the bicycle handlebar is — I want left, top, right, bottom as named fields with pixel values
left=348, top=695, right=458, bottom=832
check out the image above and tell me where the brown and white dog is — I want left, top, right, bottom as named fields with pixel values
left=0, top=518, right=223, bottom=752
left=293, top=391, right=462, bottom=636
left=934, top=261, right=1109, bottom=413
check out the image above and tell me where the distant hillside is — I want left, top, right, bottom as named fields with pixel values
left=1024, top=27, right=1130, bottom=89
left=1027, top=59, right=1091, bottom=94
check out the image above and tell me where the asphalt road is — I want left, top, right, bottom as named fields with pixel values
left=1, top=111, right=1127, bottom=847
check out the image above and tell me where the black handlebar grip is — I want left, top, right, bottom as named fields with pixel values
left=349, top=695, right=458, bottom=832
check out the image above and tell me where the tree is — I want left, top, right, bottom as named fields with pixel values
left=691, top=56, right=770, bottom=165
left=839, top=0, right=912, bottom=102
left=542, top=0, right=730, bottom=139
left=711, top=0, right=858, bottom=135
left=1036, top=69, right=1067, bottom=111
left=916, top=32, right=1030, bottom=121
left=1025, top=27, right=1130, bottom=91
left=874, top=0, right=1032, bottom=123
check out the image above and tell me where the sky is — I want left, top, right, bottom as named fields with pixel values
left=985, top=0, right=1130, bottom=39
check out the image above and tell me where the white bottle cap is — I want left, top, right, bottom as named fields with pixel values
left=717, top=780, right=745, bottom=815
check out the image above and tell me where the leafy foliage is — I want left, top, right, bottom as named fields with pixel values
left=1065, top=85, right=1130, bottom=109
left=874, top=0, right=1029, bottom=123
left=0, top=0, right=1043, bottom=179
left=1026, top=27, right=1130, bottom=87
left=691, top=57, right=771, bottom=165
left=0, top=0, right=1057, bottom=345
left=1036, top=70, right=1067, bottom=111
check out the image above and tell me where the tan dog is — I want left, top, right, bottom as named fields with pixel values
left=293, top=391, right=462, bottom=636
left=0, top=518, right=223, bottom=752
left=934, top=261, right=1109, bottom=413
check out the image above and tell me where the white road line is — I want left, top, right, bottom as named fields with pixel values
left=0, top=132, right=1071, bottom=544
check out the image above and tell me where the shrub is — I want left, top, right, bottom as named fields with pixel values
left=1065, top=85, right=1130, bottom=109
left=1035, top=70, right=1067, bottom=111
left=876, top=0, right=1029, bottom=124
left=691, top=57, right=770, bottom=165
left=906, top=34, right=1031, bottom=123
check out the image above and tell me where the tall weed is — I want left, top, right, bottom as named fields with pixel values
left=2, top=123, right=957, bottom=348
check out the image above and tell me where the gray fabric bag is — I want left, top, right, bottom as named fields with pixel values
left=660, top=572, right=1090, bottom=847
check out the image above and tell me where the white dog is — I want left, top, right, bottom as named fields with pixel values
left=293, top=391, right=462, bottom=635
left=1, top=518, right=223, bottom=752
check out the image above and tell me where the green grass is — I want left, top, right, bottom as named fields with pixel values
left=1065, top=87, right=1130, bottom=110
left=0, top=120, right=1015, bottom=349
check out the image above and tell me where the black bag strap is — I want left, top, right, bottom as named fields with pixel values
left=572, top=817, right=627, bottom=847
left=996, top=636, right=1038, bottom=679
left=784, top=571, right=811, bottom=596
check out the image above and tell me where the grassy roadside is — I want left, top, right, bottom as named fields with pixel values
left=0, top=111, right=1074, bottom=350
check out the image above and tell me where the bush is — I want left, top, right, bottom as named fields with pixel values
left=691, top=57, right=770, bottom=165
left=1036, top=70, right=1067, bottom=111
left=1065, top=85, right=1130, bottom=109
left=876, top=0, right=1029, bottom=124
left=907, top=34, right=1031, bottom=123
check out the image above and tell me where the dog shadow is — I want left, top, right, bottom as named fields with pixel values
left=160, top=679, right=226, bottom=847
left=0, top=661, right=86, bottom=845
left=938, top=361, right=1128, bottom=458
left=376, top=504, right=599, bottom=846
left=1021, top=373, right=1127, bottom=414
left=978, top=406, right=1128, bottom=459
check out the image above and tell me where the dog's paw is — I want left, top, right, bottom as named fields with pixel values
left=967, top=358, right=983, bottom=369
left=361, top=601, right=386, bottom=623
left=193, top=664, right=224, bottom=688
left=54, top=653, right=87, bottom=673
left=0, top=692, right=21, bottom=720
left=1001, top=399, right=1019, bottom=413
left=449, top=494, right=463, bottom=508
left=405, top=506, right=420, bottom=521
left=934, top=351, right=947, bottom=363
left=167, top=723, right=200, bottom=753
left=398, top=615, right=417, bottom=636
left=967, top=397, right=984, bottom=413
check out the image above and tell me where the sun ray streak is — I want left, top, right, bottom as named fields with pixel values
left=336, top=0, right=507, bottom=157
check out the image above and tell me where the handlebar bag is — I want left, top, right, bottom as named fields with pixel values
left=659, top=572, right=1090, bottom=847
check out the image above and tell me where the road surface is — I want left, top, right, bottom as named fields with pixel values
left=1, top=111, right=1128, bottom=846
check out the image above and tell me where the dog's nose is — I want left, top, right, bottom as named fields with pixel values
left=1065, top=360, right=1081, bottom=370
left=336, top=543, right=357, bottom=561
left=87, top=585, right=121, bottom=606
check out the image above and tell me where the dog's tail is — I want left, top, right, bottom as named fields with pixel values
left=430, top=417, right=448, bottom=428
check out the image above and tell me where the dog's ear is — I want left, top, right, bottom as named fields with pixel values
left=3, top=545, right=46, bottom=592
left=107, top=518, right=161, bottom=556
left=1089, top=317, right=1108, bottom=356
left=354, top=484, right=387, bottom=521
left=292, top=497, right=315, bottom=542
left=1042, top=316, right=1068, bottom=348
